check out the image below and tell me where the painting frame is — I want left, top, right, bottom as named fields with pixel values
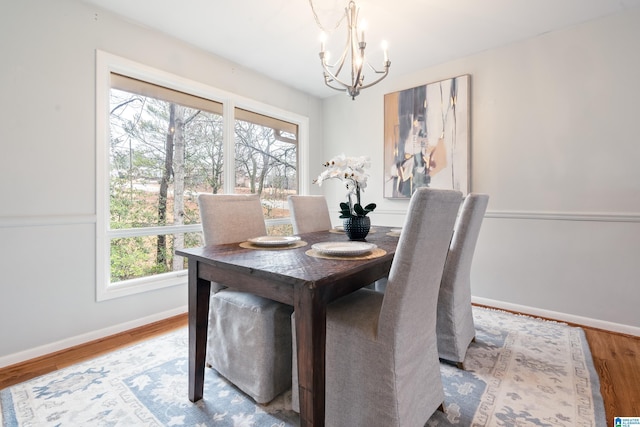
left=383, top=74, right=470, bottom=198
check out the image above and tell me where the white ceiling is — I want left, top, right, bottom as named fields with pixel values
left=82, top=0, right=640, bottom=98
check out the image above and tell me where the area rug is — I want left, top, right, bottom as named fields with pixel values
left=0, top=307, right=606, bottom=426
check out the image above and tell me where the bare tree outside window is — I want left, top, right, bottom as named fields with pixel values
left=234, top=118, right=297, bottom=225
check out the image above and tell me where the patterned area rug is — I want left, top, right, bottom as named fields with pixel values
left=0, top=307, right=605, bottom=426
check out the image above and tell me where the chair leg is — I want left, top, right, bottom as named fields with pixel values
left=456, top=361, right=465, bottom=370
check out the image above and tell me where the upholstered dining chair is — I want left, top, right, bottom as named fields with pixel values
left=291, top=188, right=463, bottom=426
left=197, top=193, right=294, bottom=404
left=287, top=195, right=332, bottom=234
left=436, top=193, right=489, bottom=369
left=198, top=193, right=268, bottom=292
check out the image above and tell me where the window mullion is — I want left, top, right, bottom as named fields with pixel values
left=223, top=100, right=236, bottom=193
left=108, top=223, right=203, bottom=239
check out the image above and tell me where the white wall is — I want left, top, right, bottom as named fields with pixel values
left=320, top=9, right=640, bottom=334
left=0, top=0, right=324, bottom=364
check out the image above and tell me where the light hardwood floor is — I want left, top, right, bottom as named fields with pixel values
left=0, top=314, right=188, bottom=390
left=0, top=311, right=638, bottom=427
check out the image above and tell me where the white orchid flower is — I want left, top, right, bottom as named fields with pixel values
left=313, top=154, right=376, bottom=218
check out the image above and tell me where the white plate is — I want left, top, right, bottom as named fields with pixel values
left=248, top=236, right=301, bottom=247
left=312, top=241, right=377, bottom=257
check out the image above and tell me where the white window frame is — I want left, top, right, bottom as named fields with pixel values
left=96, top=50, right=309, bottom=301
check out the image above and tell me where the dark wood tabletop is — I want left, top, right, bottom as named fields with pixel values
left=177, top=226, right=399, bottom=427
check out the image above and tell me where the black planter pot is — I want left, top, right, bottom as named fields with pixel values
left=343, top=216, right=371, bottom=240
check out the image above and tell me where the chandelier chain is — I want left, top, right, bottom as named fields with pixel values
left=308, top=0, right=347, bottom=33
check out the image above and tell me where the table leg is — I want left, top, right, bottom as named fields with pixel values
left=295, top=285, right=327, bottom=427
left=188, top=261, right=211, bottom=402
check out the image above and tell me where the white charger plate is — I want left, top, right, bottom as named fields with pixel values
left=248, top=235, right=301, bottom=247
left=311, top=241, right=377, bottom=257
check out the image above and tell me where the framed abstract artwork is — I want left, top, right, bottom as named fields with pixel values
left=383, top=75, right=470, bottom=198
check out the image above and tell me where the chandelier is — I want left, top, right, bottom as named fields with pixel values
left=311, top=0, right=391, bottom=100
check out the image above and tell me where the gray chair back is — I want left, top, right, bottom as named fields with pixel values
left=287, top=195, right=332, bottom=234
left=197, top=193, right=267, bottom=245
left=379, top=188, right=463, bottom=345
left=436, top=193, right=489, bottom=364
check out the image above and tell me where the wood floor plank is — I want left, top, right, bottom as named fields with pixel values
left=584, top=326, right=640, bottom=425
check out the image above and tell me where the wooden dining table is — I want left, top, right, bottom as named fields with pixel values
left=176, top=226, right=399, bottom=427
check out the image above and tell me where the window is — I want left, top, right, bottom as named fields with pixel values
left=96, top=51, right=308, bottom=301
left=234, top=108, right=298, bottom=235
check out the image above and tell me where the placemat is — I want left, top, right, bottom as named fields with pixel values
left=386, top=231, right=401, bottom=237
left=239, top=240, right=308, bottom=250
left=305, top=247, right=387, bottom=260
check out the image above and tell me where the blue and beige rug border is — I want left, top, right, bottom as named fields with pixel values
left=469, top=307, right=606, bottom=426
left=0, top=306, right=607, bottom=426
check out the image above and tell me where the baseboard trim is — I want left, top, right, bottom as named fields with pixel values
left=0, top=306, right=188, bottom=369
left=473, top=296, right=640, bottom=337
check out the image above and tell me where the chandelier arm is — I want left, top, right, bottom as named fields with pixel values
left=321, top=62, right=352, bottom=91
left=347, top=5, right=361, bottom=88
left=353, top=64, right=364, bottom=92
left=331, top=39, right=350, bottom=78
left=365, top=61, right=391, bottom=74
left=357, top=72, right=390, bottom=91
left=324, top=79, right=352, bottom=92
left=350, top=42, right=366, bottom=93
left=320, top=39, right=353, bottom=90
left=320, top=36, right=349, bottom=80
left=356, top=65, right=390, bottom=90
